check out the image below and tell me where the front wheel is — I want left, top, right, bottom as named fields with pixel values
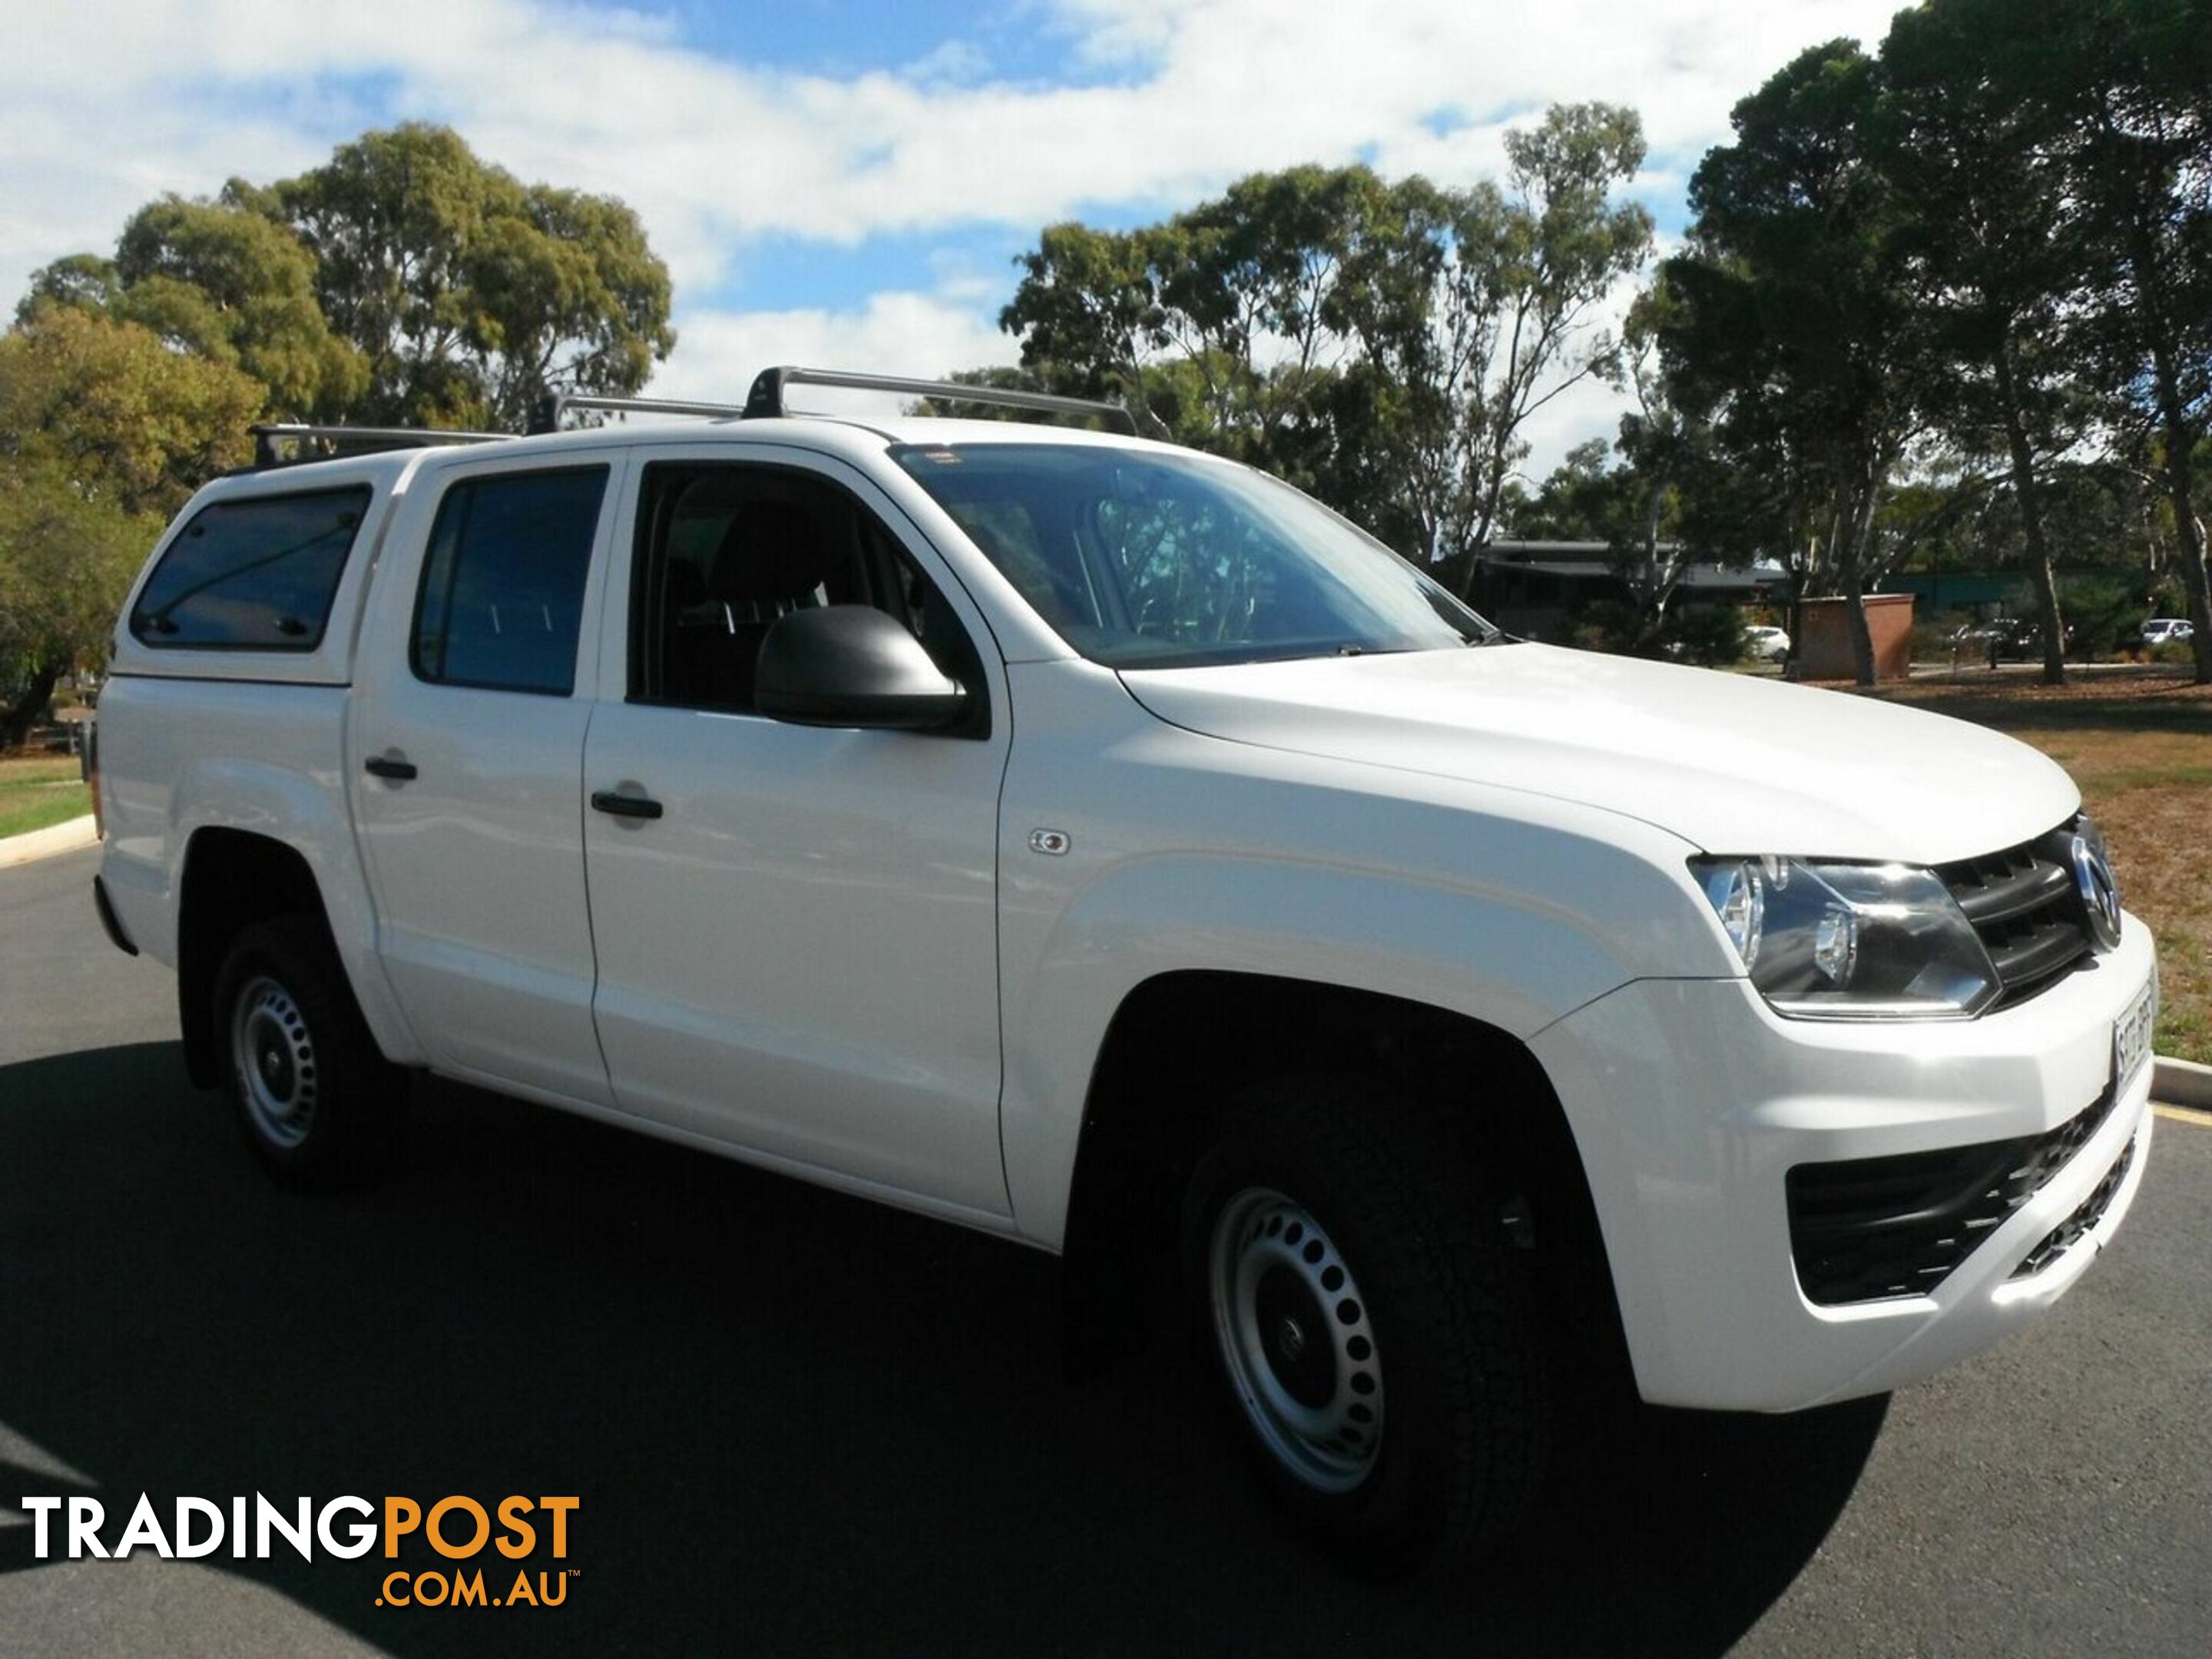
left=1184, top=1078, right=1549, bottom=1576
left=213, top=916, right=406, bottom=1188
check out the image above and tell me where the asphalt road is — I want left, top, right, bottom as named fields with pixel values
left=2, top=845, right=2207, bottom=1657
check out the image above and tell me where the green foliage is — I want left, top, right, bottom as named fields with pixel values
left=2061, top=573, right=2149, bottom=657
left=18, top=254, right=123, bottom=317
left=1652, top=3, right=2212, bottom=683
left=0, top=305, right=264, bottom=743
left=0, top=460, right=157, bottom=747
left=1668, top=603, right=1751, bottom=666
left=1570, top=601, right=1745, bottom=665
left=1876, top=0, right=2093, bottom=460
left=1509, top=439, right=1623, bottom=541
left=0, top=124, right=679, bottom=743
left=274, top=126, right=674, bottom=429
left=2052, top=0, right=2212, bottom=680
left=1661, top=39, right=1915, bottom=687
left=25, top=123, right=676, bottom=432
left=112, top=194, right=368, bottom=418
left=0, top=303, right=261, bottom=518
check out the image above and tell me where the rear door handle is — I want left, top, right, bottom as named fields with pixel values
left=591, top=790, right=664, bottom=820
left=364, top=753, right=418, bottom=781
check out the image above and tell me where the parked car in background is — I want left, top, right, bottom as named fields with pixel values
left=1954, top=618, right=2074, bottom=661
left=1743, top=624, right=1790, bottom=662
left=2141, top=618, right=2195, bottom=648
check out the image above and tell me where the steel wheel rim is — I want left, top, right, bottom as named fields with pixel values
left=1208, top=1186, right=1384, bottom=1493
left=231, top=975, right=319, bottom=1149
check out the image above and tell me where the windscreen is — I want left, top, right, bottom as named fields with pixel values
left=892, top=444, right=1491, bottom=668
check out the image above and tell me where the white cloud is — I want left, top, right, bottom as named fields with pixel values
left=1517, top=369, right=1636, bottom=486
left=3, top=0, right=1905, bottom=290
left=0, top=0, right=1904, bottom=475
left=651, top=291, right=1021, bottom=416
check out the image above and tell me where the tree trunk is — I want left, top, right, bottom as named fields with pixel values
left=0, top=658, right=65, bottom=752
left=1832, top=480, right=1879, bottom=687
left=1993, top=342, right=2066, bottom=685
left=2152, top=391, right=2212, bottom=686
left=1839, top=558, right=1876, bottom=687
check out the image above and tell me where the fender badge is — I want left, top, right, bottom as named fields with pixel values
left=1028, top=828, right=1071, bottom=857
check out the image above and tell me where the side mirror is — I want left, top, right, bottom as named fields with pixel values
left=756, top=604, right=969, bottom=730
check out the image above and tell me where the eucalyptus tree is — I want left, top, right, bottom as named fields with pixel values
left=20, top=200, right=365, bottom=419
left=0, top=303, right=260, bottom=743
left=1876, top=0, right=2098, bottom=684
left=1437, top=101, right=1652, bottom=588
left=2048, top=0, right=2212, bottom=680
left=1660, top=41, right=1920, bottom=686
left=25, top=124, right=676, bottom=432
left=995, top=104, right=1653, bottom=572
left=1000, top=164, right=1448, bottom=550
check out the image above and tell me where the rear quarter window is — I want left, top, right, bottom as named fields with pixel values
left=130, top=486, right=372, bottom=650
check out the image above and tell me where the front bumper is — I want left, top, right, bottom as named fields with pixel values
left=1530, top=915, right=2157, bottom=1412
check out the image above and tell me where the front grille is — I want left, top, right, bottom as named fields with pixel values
left=2011, top=1134, right=2137, bottom=1279
left=1787, top=1084, right=2118, bottom=1306
left=1937, top=824, right=2096, bottom=1009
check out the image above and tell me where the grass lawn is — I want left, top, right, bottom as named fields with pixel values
left=0, top=754, right=91, bottom=840
left=1863, top=669, right=2212, bottom=1065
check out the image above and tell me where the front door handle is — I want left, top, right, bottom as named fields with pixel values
left=591, top=789, right=664, bottom=820
left=364, top=753, right=418, bottom=781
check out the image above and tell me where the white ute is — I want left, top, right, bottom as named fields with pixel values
left=92, top=369, right=2159, bottom=1573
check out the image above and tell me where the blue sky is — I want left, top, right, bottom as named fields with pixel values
left=661, top=0, right=1149, bottom=88
left=1, top=0, right=1904, bottom=473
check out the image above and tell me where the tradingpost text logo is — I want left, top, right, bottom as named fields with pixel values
left=18, top=1492, right=580, bottom=1610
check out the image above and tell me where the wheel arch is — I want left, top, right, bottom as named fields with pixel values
left=1057, top=969, right=1625, bottom=1382
left=174, top=828, right=395, bottom=1088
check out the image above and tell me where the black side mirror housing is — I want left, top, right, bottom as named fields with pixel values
left=756, top=605, right=969, bottom=730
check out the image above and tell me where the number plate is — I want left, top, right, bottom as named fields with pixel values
left=2114, top=977, right=2156, bottom=1091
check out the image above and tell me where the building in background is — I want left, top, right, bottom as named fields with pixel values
left=1452, top=541, right=1790, bottom=642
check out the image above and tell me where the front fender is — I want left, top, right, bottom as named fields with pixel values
left=994, top=661, right=1712, bottom=1243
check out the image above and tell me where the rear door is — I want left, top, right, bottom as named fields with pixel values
left=350, top=450, right=624, bottom=1105
left=581, top=447, right=1012, bottom=1216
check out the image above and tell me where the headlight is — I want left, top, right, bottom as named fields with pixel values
left=1691, top=856, right=2000, bottom=1020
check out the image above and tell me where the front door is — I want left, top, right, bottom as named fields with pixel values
left=581, top=452, right=1011, bottom=1217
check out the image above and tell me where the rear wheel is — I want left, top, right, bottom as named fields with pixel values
left=213, top=916, right=406, bottom=1188
left=1184, top=1077, right=1549, bottom=1576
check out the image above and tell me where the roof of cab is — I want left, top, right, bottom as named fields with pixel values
left=219, top=411, right=1186, bottom=496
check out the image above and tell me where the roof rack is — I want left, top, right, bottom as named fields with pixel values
left=250, top=423, right=509, bottom=469
left=528, top=392, right=749, bottom=432
left=529, top=370, right=1137, bottom=436
left=259, top=369, right=1141, bottom=461
left=743, top=366, right=1139, bottom=434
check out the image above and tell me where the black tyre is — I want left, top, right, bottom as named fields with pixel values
left=212, top=915, right=406, bottom=1188
left=1183, top=1076, right=1549, bottom=1576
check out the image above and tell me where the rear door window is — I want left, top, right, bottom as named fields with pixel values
left=412, top=467, right=610, bottom=696
left=130, top=486, right=371, bottom=650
